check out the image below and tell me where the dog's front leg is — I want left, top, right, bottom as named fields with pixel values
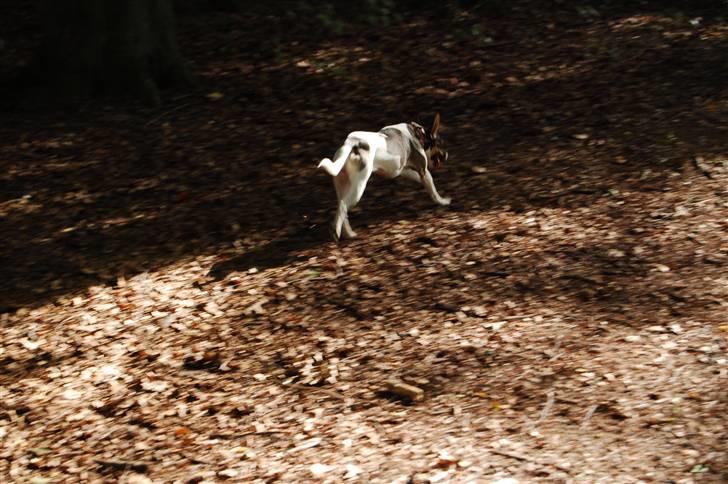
left=421, top=168, right=451, bottom=206
left=399, top=168, right=422, bottom=183
left=408, top=147, right=451, bottom=206
left=401, top=168, right=451, bottom=205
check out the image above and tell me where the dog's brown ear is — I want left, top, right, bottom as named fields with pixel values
left=431, top=112, right=442, bottom=137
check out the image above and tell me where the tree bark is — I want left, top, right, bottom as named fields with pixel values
left=29, top=0, right=191, bottom=106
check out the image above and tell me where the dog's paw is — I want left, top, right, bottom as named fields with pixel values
left=438, top=197, right=452, bottom=206
left=330, top=225, right=340, bottom=243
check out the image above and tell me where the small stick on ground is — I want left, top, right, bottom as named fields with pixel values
left=182, top=453, right=216, bottom=465
left=210, top=430, right=288, bottom=439
left=693, top=156, right=714, bottom=179
left=385, top=379, right=425, bottom=402
left=535, top=390, right=556, bottom=428
left=500, top=313, right=540, bottom=321
left=94, top=459, right=149, bottom=473
left=287, top=382, right=353, bottom=402
left=490, top=449, right=571, bottom=474
left=144, top=102, right=191, bottom=126
left=580, top=404, right=599, bottom=430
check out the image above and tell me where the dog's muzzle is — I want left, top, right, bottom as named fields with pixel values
left=431, top=151, right=447, bottom=168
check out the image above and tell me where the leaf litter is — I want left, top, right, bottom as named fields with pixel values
left=1, top=2, right=727, bottom=482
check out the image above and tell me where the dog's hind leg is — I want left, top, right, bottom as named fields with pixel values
left=372, top=151, right=401, bottom=178
left=331, top=155, right=374, bottom=240
left=342, top=217, right=356, bottom=239
left=332, top=173, right=349, bottom=241
left=332, top=200, right=360, bottom=240
left=332, top=200, right=358, bottom=241
left=332, top=171, right=359, bottom=240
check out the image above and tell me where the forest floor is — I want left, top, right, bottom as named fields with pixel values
left=1, top=2, right=727, bottom=483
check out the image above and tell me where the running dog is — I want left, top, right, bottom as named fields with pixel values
left=317, top=113, right=450, bottom=240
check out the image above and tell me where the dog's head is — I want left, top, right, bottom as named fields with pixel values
left=427, top=112, right=448, bottom=169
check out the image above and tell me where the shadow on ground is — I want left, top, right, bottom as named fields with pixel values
left=0, top=3, right=726, bottom=311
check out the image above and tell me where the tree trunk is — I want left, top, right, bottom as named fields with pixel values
left=30, top=0, right=191, bottom=106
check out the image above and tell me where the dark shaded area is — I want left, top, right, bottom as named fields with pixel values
left=0, top=1, right=726, bottom=314
left=2, top=0, right=191, bottom=108
left=208, top=226, right=331, bottom=280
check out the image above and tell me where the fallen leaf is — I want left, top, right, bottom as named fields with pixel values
left=219, top=468, right=239, bottom=478
left=310, top=463, right=334, bottom=477
left=140, top=380, right=168, bottom=392
left=429, top=470, right=452, bottom=483
left=434, top=450, right=459, bottom=468
left=290, top=437, right=322, bottom=453
left=30, top=448, right=52, bottom=456
left=20, top=338, right=42, bottom=350
left=244, top=299, right=268, bottom=316
left=62, top=388, right=82, bottom=400
left=174, top=426, right=191, bottom=438
left=344, top=464, right=362, bottom=479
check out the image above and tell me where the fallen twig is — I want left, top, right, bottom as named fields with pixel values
left=210, top=430, right=287, bottom=439
left=182, top=453, right=216, bottom=465
left=580, top=404, right=599, bottom=430
left=144, top=102, right=191, bottom=126
left=693, top=156, right=714, bottom=179
left=511, top=368, right=533, bottom=383
left=490, top=449, right=571, bottom=474
left=94, top=459, right=149, bottom=473
left=500, top=313, right=540, bottom=321
left=535, top=390, right=555, bottom=427
left=286, top=383, right=354, bottom=402
left=385, top=379, right=425, bottom=402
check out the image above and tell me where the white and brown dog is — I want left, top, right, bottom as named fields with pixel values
left=318, top=113, right=450, bottom=240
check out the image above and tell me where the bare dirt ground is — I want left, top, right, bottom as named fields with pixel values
left=1, top=2, right=727, bottom=483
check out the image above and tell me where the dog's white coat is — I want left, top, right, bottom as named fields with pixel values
left=318, top=122, right=450, bottom=240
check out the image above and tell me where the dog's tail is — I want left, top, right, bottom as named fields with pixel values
left=318, top=140, right=369, bottom=176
